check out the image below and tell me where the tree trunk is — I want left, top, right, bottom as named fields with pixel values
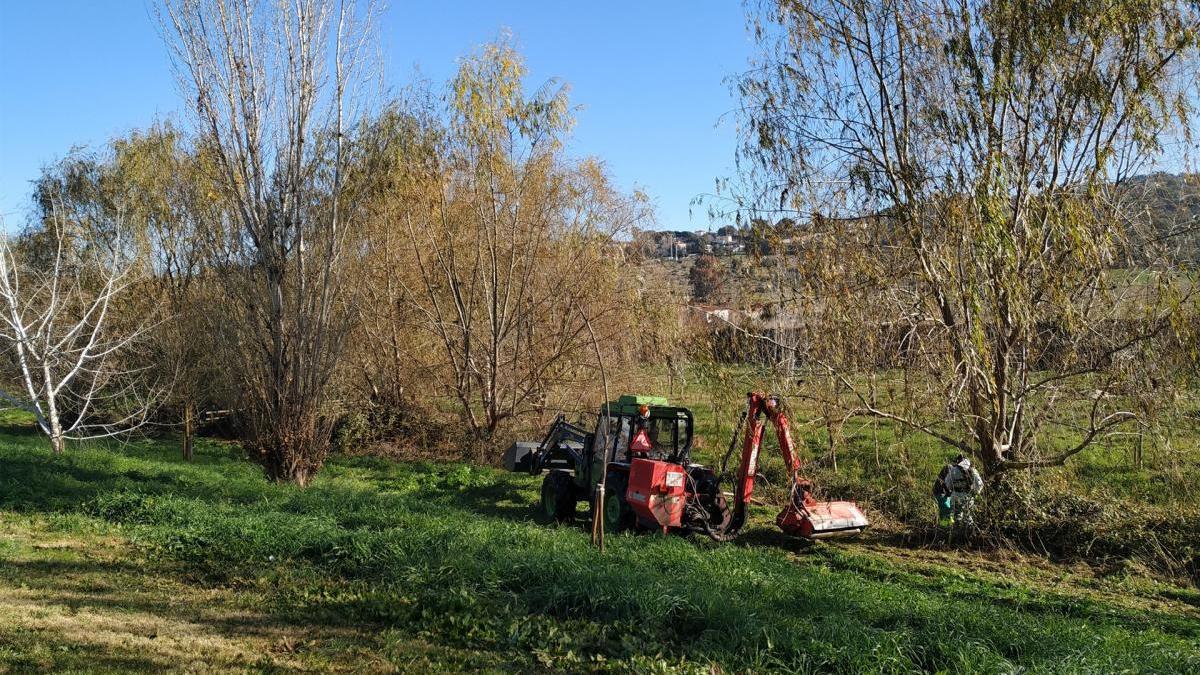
left=47, top=406, right=65, bottom=455
left=182, top=403, right=194, bottom=461
left=254, top=414, right=327, bottom=487
left=262, top=449, right=316, bottom=487
left=287, top=466, right=313, bottom=488
left=45, top=374, right=65, bottom=455
left=269, top=464, right=313, bottom=487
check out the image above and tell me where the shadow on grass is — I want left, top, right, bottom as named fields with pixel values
left=434, top=480, right=538, bottom=522
left=1, top=457, right=197, bottom=514
left=733, top=525, right=817, bottom=554
left=0, top=540, right=378, bottom=671
left=0, top=422, right=42, bottom=438
left=1, top=636, right=167, bottom=674
left=2, top=555, right=274, bottom=632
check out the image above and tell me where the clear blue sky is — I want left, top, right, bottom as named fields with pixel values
left=0, top=1, right=755, bottom=231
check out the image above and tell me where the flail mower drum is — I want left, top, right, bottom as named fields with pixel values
left=777, top=480, right=870, bottom=538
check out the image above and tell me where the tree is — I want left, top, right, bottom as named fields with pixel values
left=735, top=0, right=1200, bottom=475
left=108, top=124, right=223, bottom=460
left=28, top=127, right=230, bottom=461
left=162, top=0, right=379, bottom=484
left=0, top=207, right=157, bottom=454
left=689, top=254, right=726, bottom=302
left=352, top=41, right=654, bottom=450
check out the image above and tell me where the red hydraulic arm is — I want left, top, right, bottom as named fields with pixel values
left=728, top=393, right=796, bottom=531
left=724, top=392, right=868, bottom=539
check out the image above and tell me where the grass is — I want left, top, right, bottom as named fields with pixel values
left=646, top=364, right=1200, bottom=577
left=1, top=419, right=1198, bottom=673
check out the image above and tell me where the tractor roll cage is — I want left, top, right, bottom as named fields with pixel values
left=598, top=404, right=694, bottom=466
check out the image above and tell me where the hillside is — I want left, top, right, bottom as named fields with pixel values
left=2, top=422, right=1198, bottom=672
left=1125, top=172, right=1200, bottom=264
left=643, top=172, right=1200, bottom=293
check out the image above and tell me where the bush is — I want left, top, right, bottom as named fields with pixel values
left=689, top=254, right=725, bottom=302
left=978, top=476, right=1200, bottom=582
left=331, top=396, right=455, bottom=457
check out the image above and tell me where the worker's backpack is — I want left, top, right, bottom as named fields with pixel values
left=946, top=463, right=972, bottom=492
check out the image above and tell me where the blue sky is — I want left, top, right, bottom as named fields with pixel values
left=0, top=1, right=755, bottom=231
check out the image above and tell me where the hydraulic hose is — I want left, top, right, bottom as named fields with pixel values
left=718, top=409, right=748, bottom=479
left=702, top=505, right=742, bottom=542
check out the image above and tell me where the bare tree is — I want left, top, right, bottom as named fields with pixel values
left=161, top=0, right=377, bottom=484
left=0, top=210, right=157, bottom=454
left=733, top=0, right=1200, bottom=475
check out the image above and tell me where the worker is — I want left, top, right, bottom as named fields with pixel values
left=940, top=455, right=983, bottom=529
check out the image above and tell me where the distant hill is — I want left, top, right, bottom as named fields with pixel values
left=1124, top=172, right=1200, bottom=265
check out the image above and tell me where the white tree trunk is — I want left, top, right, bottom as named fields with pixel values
left=0, top=208, right=158, bottom=452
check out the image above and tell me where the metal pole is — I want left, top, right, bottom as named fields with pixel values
left=579, top=304, right=610, bottom=551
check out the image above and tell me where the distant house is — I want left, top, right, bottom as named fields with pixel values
left=641, top=227, right=746, bottom=259
left=687, top=304, right=742, bottom=325
left=709, top=233, right=742, bottom=254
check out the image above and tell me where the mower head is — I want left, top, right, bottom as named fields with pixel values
left=776, top=480, right=869, bottom=538
left=777, top=499, right=870, bottom=538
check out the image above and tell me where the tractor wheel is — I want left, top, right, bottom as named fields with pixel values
left=601, top=473, right=631, bottom=533
left=540, top=470, right=576, bottom=522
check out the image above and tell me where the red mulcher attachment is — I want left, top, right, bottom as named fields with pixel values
left=719, top=393, right=870, bottom=541
left=777, top=480, right=869, bottom=538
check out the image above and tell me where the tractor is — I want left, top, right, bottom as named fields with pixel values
left=504, top=393, right=869, bottom=540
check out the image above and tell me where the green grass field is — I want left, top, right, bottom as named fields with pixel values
left=2, top=417, right=1198, bottom=673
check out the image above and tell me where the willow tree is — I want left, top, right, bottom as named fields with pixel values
left=162, top=0, right=378, bottom=484
left=352, top=41, right=654, bottom=450
left=735, top=0, right=1200, bottom=474
left=25, top=126, right=220, bottom=460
